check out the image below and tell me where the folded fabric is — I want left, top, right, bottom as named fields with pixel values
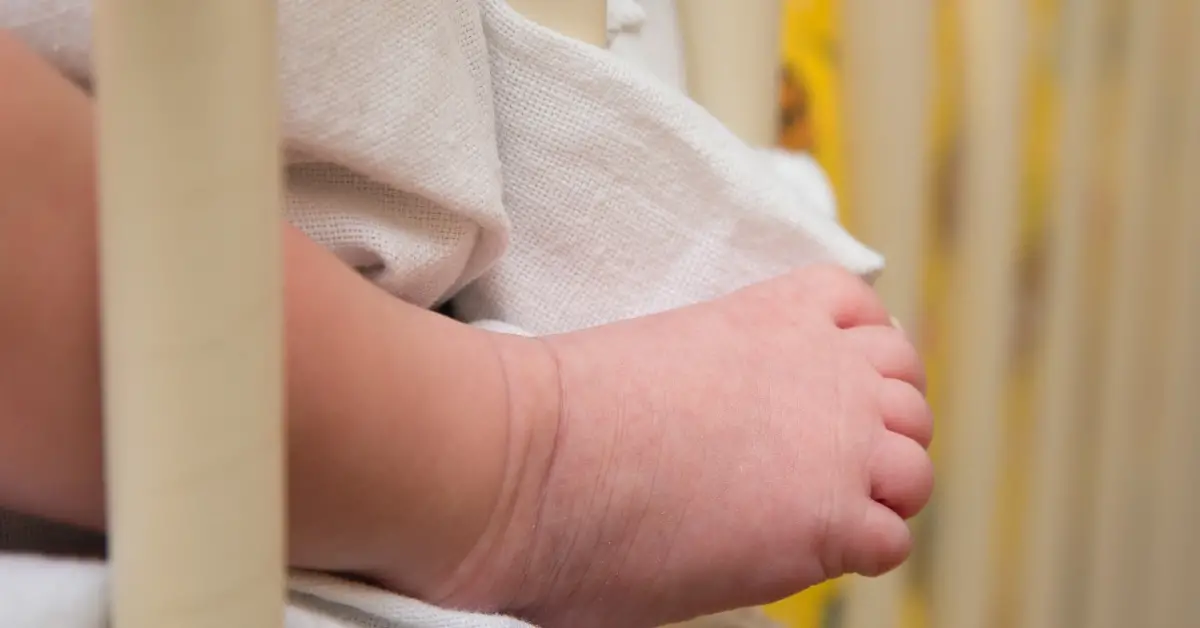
left=0, top=0, right=881, bottom=626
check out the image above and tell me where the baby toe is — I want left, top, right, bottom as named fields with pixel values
left=844, top=325, right=926, bottom=392
left=788, top=265, right=892, bottom=329
left=841, top=501, right=914, bottom=577
left=869, top=434, right=935, bottom=520
left=878, top=378, right=934, bottom=449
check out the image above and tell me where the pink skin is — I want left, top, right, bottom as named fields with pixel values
left=401, top=267, right=935, bottom=628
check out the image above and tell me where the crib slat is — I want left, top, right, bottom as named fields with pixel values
left=1081, top=0, right=1173, bottom=624
left=676, top=0, right=782, bottom=147
left=94, top=2, right=286, bottom=627
left=1015, top=0, right=1106, bottom=627
left=1144, top=2, right=1200, bottom=625
left=929, top=0, right=1028, bottom=626
left=506, top=0, right=609, bottom=48
left=838, top=0, right=935, bottom=624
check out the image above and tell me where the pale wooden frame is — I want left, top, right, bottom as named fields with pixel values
left=94, top=1, right=285, bottom=626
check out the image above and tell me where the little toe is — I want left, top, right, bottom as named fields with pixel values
left=841, top=501, right=913, bottom=577
left=844, top=325, right=926, bottom=392
left=869, top=434, right=935, bottom=520
left=879, top=378, right=934, bottom=449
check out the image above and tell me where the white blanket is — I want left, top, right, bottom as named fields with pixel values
left=0, top=0, right=881, bottom=625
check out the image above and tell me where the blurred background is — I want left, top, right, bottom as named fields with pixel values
left=761, top=0, right=1199, bottom=627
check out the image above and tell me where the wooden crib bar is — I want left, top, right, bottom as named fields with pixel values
left=506, top=0, right=609, bottom=47
left=1083, top=0, right=1172, bottom=624
left=928, top=0, right=1028, bottom=627
left=94, top=1, right=286, bottom=626
left=1016, top=0, right=1106, bottom=626
left=676, top=0, right=783, bottom=148
left=1142, top=0, right=1200, bottom=625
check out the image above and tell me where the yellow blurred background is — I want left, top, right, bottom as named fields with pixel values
left=770, top=0, right=1131, bottom=625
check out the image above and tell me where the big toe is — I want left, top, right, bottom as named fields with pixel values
left=841, top=501, right=914, bottom=577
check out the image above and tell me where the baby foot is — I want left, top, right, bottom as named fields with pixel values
left=436, top=266, right=934, bottom=627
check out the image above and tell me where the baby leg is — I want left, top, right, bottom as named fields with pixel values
left=0, top=32, right=552, bottom=600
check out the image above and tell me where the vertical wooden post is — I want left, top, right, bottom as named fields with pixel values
left=1144, top=0, right=1200, bottom=626
left=1082, top=0, right=1171, bottom=624
left=838, top=0, right=935, bottom=625
left=929, top=0, right=1027, bottom=627
left=94, top=1, right=286, bottom=626
left=505, top=0, right=609, bottom=48
left=1016, top=0, right=1106, bottom=627
left=676, top=0, right=782, bottom=147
